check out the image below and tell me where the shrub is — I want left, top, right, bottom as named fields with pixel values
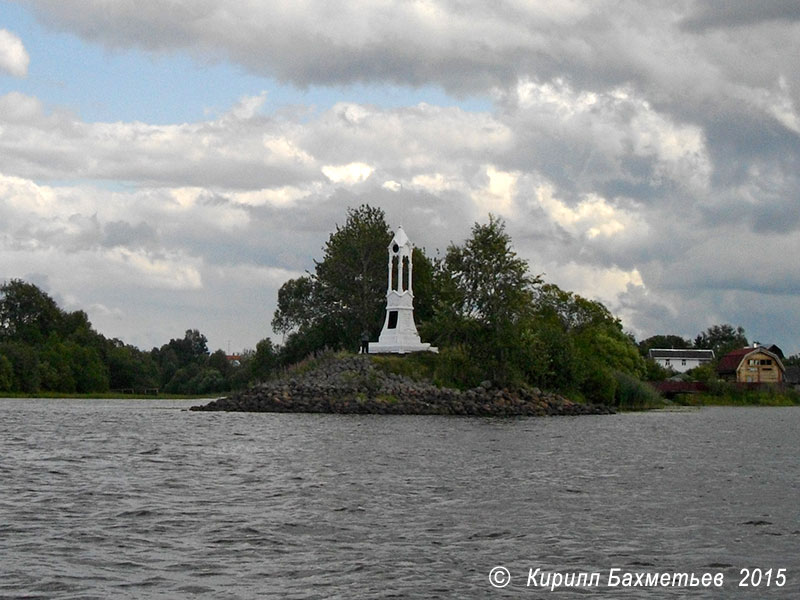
left=614, top=370, right=665, bottom=409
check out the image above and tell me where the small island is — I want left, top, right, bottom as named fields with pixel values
left=191, top=353, right=612, bottom=416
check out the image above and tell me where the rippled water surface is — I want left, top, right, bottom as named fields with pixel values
left=1, top=399, right=798, bottom=599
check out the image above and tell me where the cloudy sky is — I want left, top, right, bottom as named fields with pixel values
left=1, top=1, right=799, bottom=356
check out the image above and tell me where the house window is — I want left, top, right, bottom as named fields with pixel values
left=681, top=359, right=687, bottom=366
left=760, top=359, right=772, bottom=365
left=665, top=359, right=671, bottom=365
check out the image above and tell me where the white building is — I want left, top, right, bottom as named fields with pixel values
left=648, top=348, right=714, bottom=373
left=368, top=227, right=437, bottom=354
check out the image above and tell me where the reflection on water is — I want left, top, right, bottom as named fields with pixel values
left=1, top=399, right=798, bottom=598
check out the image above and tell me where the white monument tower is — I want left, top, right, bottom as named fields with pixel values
left=369, top=227, right=437, bottom=354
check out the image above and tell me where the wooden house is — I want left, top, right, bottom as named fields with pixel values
left=716, top=345, right=785, bottom=384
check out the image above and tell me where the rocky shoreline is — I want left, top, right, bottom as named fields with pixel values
left=191, top=355, right=613, bottom=416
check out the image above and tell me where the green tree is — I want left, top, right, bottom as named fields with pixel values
left=0, top=353, right=14, bottom=391
left=106, top=340, right=159, bottom=390
left=39, top=337, right=77, bottom=392
left=70, top=344, right=109, bottom=393
left=441, top=215, right=537, bottom=326
left=39, top=337, right=109, bottom=393
left=272, top=204, right=394, bottom=354
left=408, top=247, right=436, bottom=325
left=532, top=283, right=644, bottom=402
left=163, top=363, right=202, bottom=394
left=271, top=276, right=319, bottom=336
left=431, top=215, right=540, bottom=384
left=315, top=204, right=392, bottom=335
left=152, top=329, right=211, bottom=390
left=250, top=338, right=278, bottom=381
left=172, top=329, right=209, bottom=364
left=207, top=349, right=233, bottom=382
left=0, top=280, right=64, bottom=345
left=228, top=348, right=255, bottom=389
left=643, top=357, right=671, bottom=381
left=0, top=341, right=40, bottom=392
left=637, top=334, right=691, bottom=357
left=694, top=324, right=747, bottom=358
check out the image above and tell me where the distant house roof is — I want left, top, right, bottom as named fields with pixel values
left=717, top=346, right=785, bottom=376
left=766, top=344, right=784, bottom=359
left=716, top=347, right=754, bottom=375
left=785, top=366, right=800, bottom=385
left=648, top=349, right=715, bottom=360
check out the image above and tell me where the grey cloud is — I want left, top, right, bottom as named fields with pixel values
left=19, top=1, right=793, bottom=96
left=681, top=0, right=800, bottom=31
left=0, top=94, right=320, bottom=188
left=102, top=221, right=159, bottom=249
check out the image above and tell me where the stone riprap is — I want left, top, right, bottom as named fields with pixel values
left=190, top=355, right=613, bottom=416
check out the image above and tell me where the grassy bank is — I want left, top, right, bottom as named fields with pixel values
left=675, top=390, right=800, bottom=407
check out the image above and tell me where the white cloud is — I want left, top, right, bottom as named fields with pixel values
left=503, top=79, right=712, bottom=195
left=0, top=29, right=29, bottom=77
left=746, top=75, right=800, bottom=134
left=0, top=92, right=320, bottom=187
left=108, top=248, right=203, bottom=291
left=534, top=185, right=646, bottom=240
left=410, top=173, right=459, bottom=194
left=471, top=166, right=518, bottom=218
left=230, top=184, right=319, bottom=207
left=0, top=91, right=43, bottom=121
left=556, top=261, right=644, bottom=301
left=382, top=180, right=402, bottom=192
left=322, top=162, right=373, bottom=184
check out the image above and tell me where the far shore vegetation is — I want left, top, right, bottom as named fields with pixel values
left=2, top=205, right=798, bottom=408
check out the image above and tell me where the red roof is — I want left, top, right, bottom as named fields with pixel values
left=716, top=347, right=752, bottom=374
left=716, top=346, right=785, bottom=375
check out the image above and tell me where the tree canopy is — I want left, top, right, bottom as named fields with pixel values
left=694, top=324, right=748, bottom=357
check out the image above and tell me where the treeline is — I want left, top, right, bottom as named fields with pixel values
left=0, top=279, right=280, bottom=395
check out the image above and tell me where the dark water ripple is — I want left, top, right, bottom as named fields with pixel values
left=1, top=399, right=798, bottom=598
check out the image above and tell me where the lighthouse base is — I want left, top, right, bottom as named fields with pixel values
left=368, top=341, right=438, bottom=354
left=369, top=290, right=437, bottom=354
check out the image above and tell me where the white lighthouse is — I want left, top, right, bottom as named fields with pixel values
left=368, top=227, right=437, bottom=354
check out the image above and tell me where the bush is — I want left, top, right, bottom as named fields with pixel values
left=613, top=370, right=665, bottom=409
left=0, top=342, right=40, bottom=392
left=0, top=354, right=13, bottom=391
left=689, top=381, right=800, bottom=406
left=579, top=366, right=617, bottom=404
left=370, top=347, right=484, bottom=390
left=370, top=352, right=437, bottom=382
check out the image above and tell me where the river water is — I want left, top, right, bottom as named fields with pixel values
left=0, top=399, right=798, bottom=599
